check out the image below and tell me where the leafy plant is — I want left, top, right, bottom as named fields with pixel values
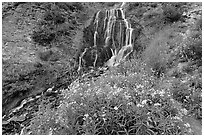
left=31, top=2, right=83, bottom=48
left=162, top=3, right=184, bottom=23
left=142, top=29, right=171, bottom=78
left=28, top=59, right=189, bottom=135
left=183, top=30, right=202, bottom=66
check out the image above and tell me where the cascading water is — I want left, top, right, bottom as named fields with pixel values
left=78, top=2, right=138, bottom=71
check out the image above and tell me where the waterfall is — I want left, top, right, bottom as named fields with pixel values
left=78, top=2, right=135, bottom=71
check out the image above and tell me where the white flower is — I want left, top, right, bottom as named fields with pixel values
left=137, top=104, right=144, bottom=107
left=46, top=87, right=54, bottom=92
left=101, top=114, right=106, bottom=117
left=141, top=100, right=147, bottom=105
left=172, top=116, right=183, bottom=121
left=136, top=84, right=144, bottom=88
left=48, top=128, right=53, bottom=135
left=84, top=114, right=89, bottom=118
left=102, top=117, right=107, bottom=121
left=83, top=114, right=89, bottom=120
left=124, top=94, right=131, bottom=99
left=93, top=113, right=97, bottom=117
left=114, top=106, right=118, bottom=110
left=127, top=102, right=133, bottom=105
left=154, top=103, right=161, bottom=107
left=181, top=108, right=188, bottom=115
left=184, top=123, right=190, bottom=127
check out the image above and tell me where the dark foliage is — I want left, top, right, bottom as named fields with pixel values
left=162, top=3, right=183, bottom=23
left=32, top=29, right=56, bottom=46
left=31, top=2, right=83, bottom=47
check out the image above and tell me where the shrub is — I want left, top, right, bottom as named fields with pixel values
left=29, top=100, right=72, bottom=135
left=31, top=2, right=82, bottom=47
left=28, top=60, right=191, bottom=135
left=43, top=10, right=65, bottom=25
left=183, top=30, right=202, bottom=66
left=29, top=86, right=182, bottom=134
left=32, top=29, right=56, bottom=46
left=172, top=68, right=202, bottom=120
left=142, top=30, right=170, bottom=78
left=38, top=50, right=60, bottom=62
left=162, top=3, right=183, bottom=23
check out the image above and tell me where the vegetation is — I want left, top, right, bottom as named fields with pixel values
left=28, top=57, right=201, bottom=135
left=2, top=2, right=201, bottom=135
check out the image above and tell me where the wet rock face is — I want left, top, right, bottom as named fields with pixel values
left=78, top=4, right=142, bottom=70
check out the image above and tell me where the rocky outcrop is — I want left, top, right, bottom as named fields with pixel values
left=77, top=3, right=142, bottom=71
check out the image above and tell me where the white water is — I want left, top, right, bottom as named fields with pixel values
left=78, top=2, right=134, bottom=70
left=105, top=2, right=134, bottom=66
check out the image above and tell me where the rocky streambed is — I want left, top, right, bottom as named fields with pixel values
left=2, top=68, right=106, bottom=135
left=2, top=87, right=62, bottom=135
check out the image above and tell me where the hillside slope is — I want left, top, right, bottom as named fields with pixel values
left=2, top=2, right=202, bottom=135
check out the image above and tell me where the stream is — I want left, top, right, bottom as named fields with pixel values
left=2, top=67, right=105, bottom=135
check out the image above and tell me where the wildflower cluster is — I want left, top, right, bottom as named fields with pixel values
left=28, top=60, right=195, bottom=135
